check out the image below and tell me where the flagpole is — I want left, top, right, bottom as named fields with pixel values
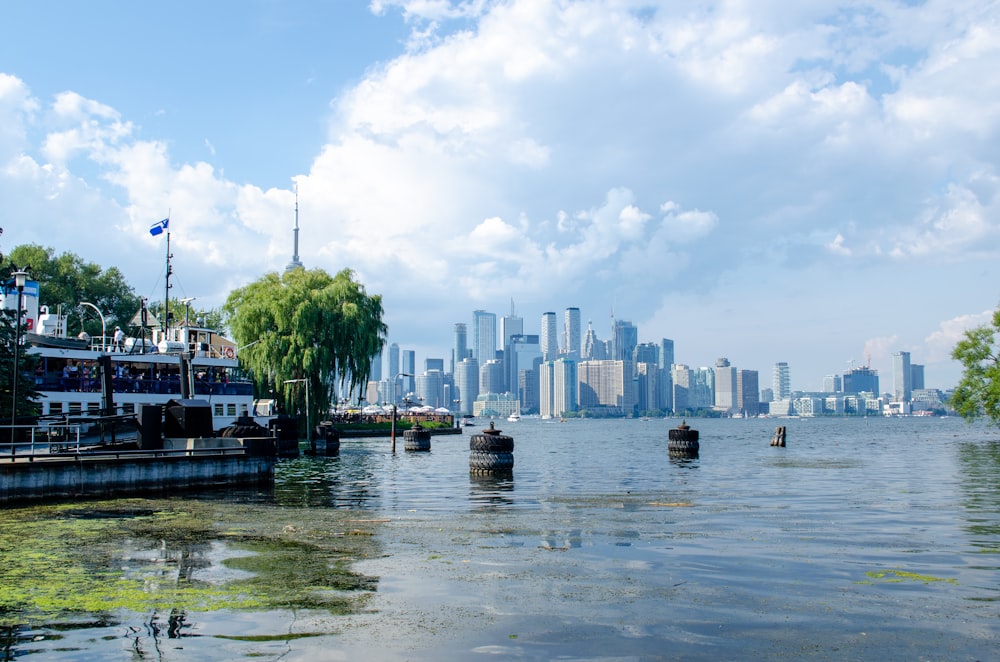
left=164, top=211, right=172, bottom=335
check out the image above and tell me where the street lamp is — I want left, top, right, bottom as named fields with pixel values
left=10, top=268, right=28, bottom=429
left=283, top=378, right=311, bottom=441
left=390, top=372, right=413, bottom=452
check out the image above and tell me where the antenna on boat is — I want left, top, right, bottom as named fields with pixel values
left=164, top=211, right=172, bottom=335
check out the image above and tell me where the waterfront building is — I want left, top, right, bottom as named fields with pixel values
left=635, top=362, right=659, bottom=414
left=769, top=399, right=793, bottom=416
left=892, top=351, right=911, bottom=402
left=579, top=360, right=635, bottom=415
left=519, top=368, right=540, bottom=414
left=690, top=367, right=715, bottom=410
left=472, top=310, right=497, bottom=365
left=455, top=357, right=479, bottom=415
left=472, top=392, right=519, bottom=418
left=672, top=364, right=691, bottom=413
left=773, top=362, right=791, bottom=400
left=541, top=312, right=559, bottom=360
left=738, top=369, right=759, bottom=416
left=564, top=307, right=581, bottom=359
left=843, top=366, right=879, bottom=395
left=714, top=358, right=737, bottom=414
left=539, top=358, right=578, bottom=418
left=824, top=395, right=845, bottom=415
left=823, top=374, right=842, bottom=393
left=793, top=397, right=824, bottom=417
left=911, top=363, right=925, bottom=391
left=501, top=304, right=524, bottom=391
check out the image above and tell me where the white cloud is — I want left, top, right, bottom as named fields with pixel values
left=924, top=310, right=995, bottom=363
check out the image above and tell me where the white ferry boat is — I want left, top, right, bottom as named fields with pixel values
left=13, top=288, right=265, bottom=433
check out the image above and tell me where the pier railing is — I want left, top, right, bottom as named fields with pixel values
left=1, top=423, right=84, bottom=458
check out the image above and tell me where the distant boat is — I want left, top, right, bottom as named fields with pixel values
left=507, top=412, right=521, bottom=422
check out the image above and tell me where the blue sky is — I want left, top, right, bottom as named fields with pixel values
left=2, top=0, right=999, bottom=392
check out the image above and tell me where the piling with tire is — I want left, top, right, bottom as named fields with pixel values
left=404, top=422, right=432, bottom=451
left=311, top=421, right=340, bottom=456
left=668, top=420, right=699, bottom=457
left=469, top=421, right=514, bottom=473
left=770, top=425, right=786, bottom=447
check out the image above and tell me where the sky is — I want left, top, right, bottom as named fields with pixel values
left=2, top=0, right=999, bottom=393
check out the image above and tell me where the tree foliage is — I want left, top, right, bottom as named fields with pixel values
left=223, top=268, right=387, bottom=428
left=0, top=308, right=41, bottom=422
left=951, top=308, right=1000, bottom=425
left=1, top=244, right=141, bottom=341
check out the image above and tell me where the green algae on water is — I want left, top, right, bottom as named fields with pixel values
left=862, top=569, right=958, bottom=584
left=0, top=498, right=381, bottom=625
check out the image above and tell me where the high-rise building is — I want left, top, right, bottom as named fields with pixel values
left=541, top=312, right=559, bottom=360
left=472, top=310, right=497, bottom=365
left=738, top=369, right=759, bottom=416
left=539, top=358, right=578, bottom=418
left=480, top=359, right=505, bottom=394
left=425, top=358, right=444, bottom=373
left=508, top=334, right=541, bottom=401
left=500, top=302, right=523, bottom=392
left=389, top=343, right=400, bottom=380
left=635, top=362, right=659, bottom=414
left=455, top=358, right=479, bottom=415
left=911, top=364, right=925, bottom=391
left=843, top=366, right=879, bottom=394
left=582, top=320, right=605, bottom=360
left=892, top=351, right=912, bottom=402
left=714, top=357, right=737, bottom=413
left=660, top=338, right=674, bottom=370
left=634, top=342, right=659, bottom=365
left=672, top=364, right=691, bottom=413
left=773, top=362, right=791, bottom=400
left=564, top=307, right=581, bottom=359
left=452, top=323, right=468, bottom=375
left=370, top=348, right=382, bottom=382
left=823, top=374, right=842, bottom=393
left=578, top=360, right=635, bottom=414
left=612, top=319, right=638, bottom=362
left=402, top=350, right=415, bottom=396
left=416, top=370, right=444, bottom=409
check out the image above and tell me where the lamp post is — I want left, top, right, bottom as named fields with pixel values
left=283, top=378, right=310, bottom=441
left=390, top=372, right=413, bottom=453
left=10, top=268, right=28, bottom=429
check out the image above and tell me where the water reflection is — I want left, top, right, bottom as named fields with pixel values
left=956, top=440, right=1000, bottom=555
left=468, top=471, right=514, bottom=510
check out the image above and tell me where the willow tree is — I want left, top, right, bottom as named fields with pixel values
left=223, top=268, right=386, bottom=430
left=952, top=307, right=1000, bottom=425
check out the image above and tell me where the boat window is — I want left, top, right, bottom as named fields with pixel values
left=69, top=402, right=82, bottom=414
left=214, top=404, right=224, bottom=416
left=50, top=402, right=63, bottom=414
left=226, top=404, right=236, bottom=417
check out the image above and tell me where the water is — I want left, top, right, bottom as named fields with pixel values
left=3, top=417, right=998, bottom=660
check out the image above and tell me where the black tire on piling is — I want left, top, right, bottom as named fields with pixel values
left=404, top=424, right=432, bottom=452
left=668, top=424, right=699, bottom=456
left=469, top=422, right=514, bottom=472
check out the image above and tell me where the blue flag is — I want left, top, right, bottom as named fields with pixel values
left=149, top=218, right=169, bottom=236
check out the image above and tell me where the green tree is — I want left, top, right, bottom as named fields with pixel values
left=223, top=268, right=386, bottom=432
left=0, top=307, right=41, bottom=423
left=951, top=308, right=1000, bottom=424
left=1, top=245, right=141, bottom=342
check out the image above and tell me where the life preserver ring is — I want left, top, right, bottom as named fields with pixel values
left=222, top=346, right=235, bottom=359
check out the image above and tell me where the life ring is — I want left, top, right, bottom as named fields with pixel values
left=222, top=346, right=235, bottom=359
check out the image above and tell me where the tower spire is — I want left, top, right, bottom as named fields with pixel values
left=286, top=184, right=304, bottom=272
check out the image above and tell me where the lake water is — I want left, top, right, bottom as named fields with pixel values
left=3, top=416, right=998, bottom=660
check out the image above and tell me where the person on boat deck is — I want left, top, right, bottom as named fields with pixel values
left=113, top=325, right=125, bottom=352
left=35, top=363, right=45, bottom=385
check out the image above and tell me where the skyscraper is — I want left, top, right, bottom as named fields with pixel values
left=773, top=362, right=791, bottom=400
left=612, top=319, right=638, bottom=362
left=540, top=312, right=559, bottom=360
left=500, top=302, right=523, bottom=392
left=564, top=307, right=581, bottom=359
left=455, top=358, right=479, bottom=415
left=660, top=338, right=674, bottom=369
left=892, top=351, right=912, bottom=402
left=714, top=357, right=737, bottom=413
left=452, top=323, right=468, bottom=375
left=472, top=310, right=497, bottom=365
left=402, top=349, right=415, bottom=397
left=389, top=343, right=400, bottom=380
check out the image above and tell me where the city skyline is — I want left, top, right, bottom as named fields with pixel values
left=3, top=2, right=999, bottom=392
